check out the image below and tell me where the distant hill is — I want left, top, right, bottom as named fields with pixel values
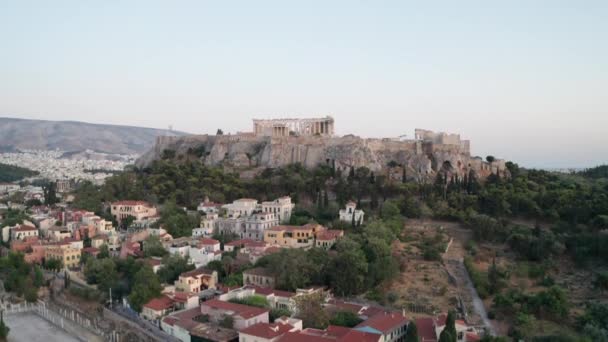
left=0, top=117, right=189, bottom=155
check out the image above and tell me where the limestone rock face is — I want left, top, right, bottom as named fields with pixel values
left=137, top=134, right=505, bottom=180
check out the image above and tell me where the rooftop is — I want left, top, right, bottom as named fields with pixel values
left=202, top=299, right=269, bottom=319
left=240, top=322, right=295, bottom=339
left=143, top=295, right=174, bottom=311
left=355, top=312, right=408, bottom=334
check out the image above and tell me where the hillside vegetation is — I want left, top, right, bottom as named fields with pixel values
left=0, top=163, right=38, bottom=182
left=73, top=159, right=608, bottom=341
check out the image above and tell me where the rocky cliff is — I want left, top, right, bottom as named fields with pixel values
left=137, top=132, right=506, bottom=180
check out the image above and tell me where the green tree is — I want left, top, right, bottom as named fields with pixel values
left=329, top=311, right=363, bottom=327
left=157, top=255, right=195, bottom=284
left=127, top=265, right=162, bottom=312
left=329, top=238, right=368, bottom=296
left=438, top=329, right=453, bottom=342
left=143, top=235, right=169, bottom=258
left=405, top=321, right=420, bottom=342
left=33, top=266, right=44, bottom=287
left=443, top=311, right=457, bottom=342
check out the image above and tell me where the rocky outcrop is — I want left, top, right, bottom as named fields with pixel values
left=137, top=133, right=506, bottom=180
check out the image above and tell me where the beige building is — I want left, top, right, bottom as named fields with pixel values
left=174, top=268, right=218, bottom=293
left=263, top=224, right=326, bottom=249
left=110, top=200, right=157, bottom=223
left=261, top=196, right=295, bottom=223
left=45, top=246, right=81, bottom=268
left=243, top=267, right=276, bottom=289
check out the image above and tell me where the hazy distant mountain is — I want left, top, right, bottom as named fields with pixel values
left=0, top=117, right=189, bottom=155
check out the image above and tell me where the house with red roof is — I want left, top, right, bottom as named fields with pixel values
left=276, top=325, right=381, bottom=342
left=200, top=299, right=270, bottom=331
left=110, top=200, right=157, bottom=224
left=142, top=295, right=175, bottom=321
left=10, top=224, right=38, bottom=241
left=175, top=267, right=218, bottom=293
left=315, top=229, right=344, bottom=250
left=238, top=317, right=302, bottom=342
left=354, top=311, right=409, bottom=342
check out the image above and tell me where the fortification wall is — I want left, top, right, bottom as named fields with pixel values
left=138, top=131, right=506, bottom=180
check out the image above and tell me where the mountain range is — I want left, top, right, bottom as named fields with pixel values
left=0, top=117, right=188, bottom=155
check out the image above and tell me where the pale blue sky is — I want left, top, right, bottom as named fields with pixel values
left=1, top=1, right=607, bottom=168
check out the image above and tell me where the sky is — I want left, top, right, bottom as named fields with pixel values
left=0, top=1, right=607, bottom=168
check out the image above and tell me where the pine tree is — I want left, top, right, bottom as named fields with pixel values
left=404, top=321, right=419, bottom=342
left=444, top=311, right=457, bottom=342
left=323, top=189, right=329, bottom=208
left=438, top=329, right=453, bottom=342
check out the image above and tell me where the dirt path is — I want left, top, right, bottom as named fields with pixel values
left=442, top=225, right=496, bottom=335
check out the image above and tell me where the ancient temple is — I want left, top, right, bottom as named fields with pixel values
left=252, top=116, right=335, bottom=137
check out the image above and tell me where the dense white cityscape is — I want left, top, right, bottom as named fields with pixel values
left=0, top=150, right=137, bottom=184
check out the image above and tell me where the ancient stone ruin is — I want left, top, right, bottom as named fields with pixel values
left=137, top=117, right=506, bottom=181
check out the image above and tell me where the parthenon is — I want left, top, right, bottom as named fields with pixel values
left=252, top=116, right=335, bottom=137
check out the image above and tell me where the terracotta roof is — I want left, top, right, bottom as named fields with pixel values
left=198, top=238, right=220, bottom=245
left=277, top=326, right=380, bottom=342
left=202, top=299, right=269, bottom=319
left=225, top=238, right=265, bottom=247
left=173, top=291, right=196, bottom=303
left=240, top=322, right=294, bottom=339
left=112, top=200, right=150, bottom=206
left=355, top=312, right=408, bottom=334
left=316, top=230, right=344, bottom=240
left=82, top=247, right=100, bottom=254
left=243, top=267, right=275, bottom=277
left=250, top=286, right=295, bottom=298
left=415, top=317, right=437, bottom=342
left=180, top=267, right=214, bottom=278
left=143, top=295, right=174, bottom=311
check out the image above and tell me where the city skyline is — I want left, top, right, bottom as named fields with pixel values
left=1, top=1, right=607, bottom=168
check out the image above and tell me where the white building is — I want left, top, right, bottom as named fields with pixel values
left=339, top=201, right=364, bottom=225
left=242, top=212, right=279, bottom=240
left=223, top=198, right=258, bottom=218
left=261, top=196, right=295, bottom=223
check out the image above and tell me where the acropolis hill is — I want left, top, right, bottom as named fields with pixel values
left=137, top=116, right=506, bottom=180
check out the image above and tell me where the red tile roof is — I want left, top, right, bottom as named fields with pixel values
left=143, top=295, right=174, bottom=311
left=355, top=312, right=408, bottom=334
left=277, top=326, right=380, bottom=342
left=415, top=317, right=437, bottom=342
left=180, top=267, right=214, bottom=278
left=202, top=299, right=268, bottom=319
left=240, top=322, right=294, bottom=339
left=317, top=229, right=344, bottom=240
left=198, top=238, right=220, bottom=245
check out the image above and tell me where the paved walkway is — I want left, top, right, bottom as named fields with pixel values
left=5, top=312, right=80, bottom=342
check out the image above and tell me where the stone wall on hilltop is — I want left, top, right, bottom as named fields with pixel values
left=136, top=133, right=506, bottom=180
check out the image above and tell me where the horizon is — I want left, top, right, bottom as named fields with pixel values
left=1, top=1, right=607, bottom=169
